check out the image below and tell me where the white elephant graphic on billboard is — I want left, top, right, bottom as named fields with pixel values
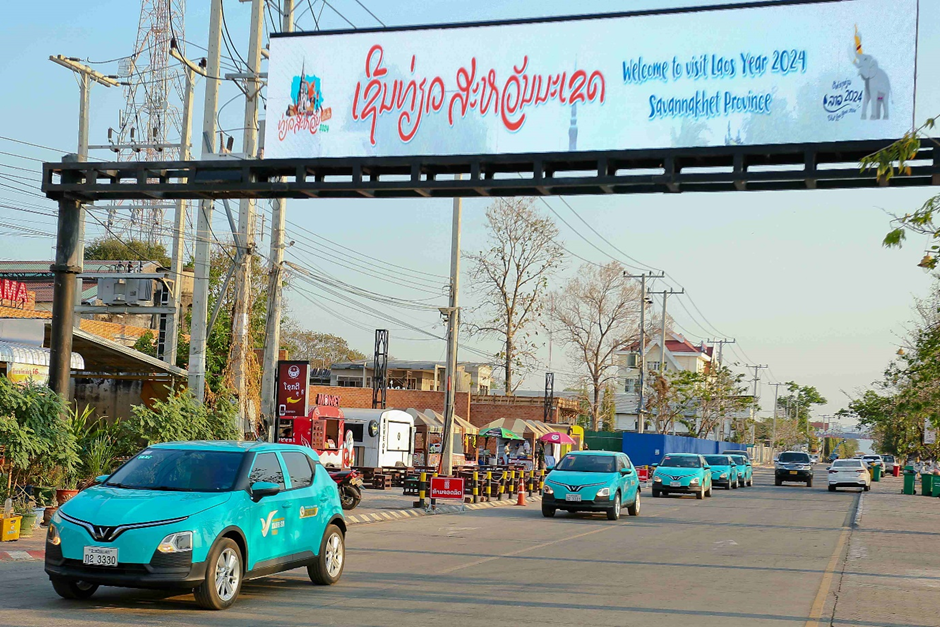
left=854, top=27, right=891, bottom=120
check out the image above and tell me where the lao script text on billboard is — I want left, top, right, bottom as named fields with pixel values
left=265, top=0, right=917, bottom=159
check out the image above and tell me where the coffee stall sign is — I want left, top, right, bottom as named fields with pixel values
left=276, top=360, right=310, bottom=417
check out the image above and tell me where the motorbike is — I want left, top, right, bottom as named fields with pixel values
left=329, top=469, right=363, bottom=510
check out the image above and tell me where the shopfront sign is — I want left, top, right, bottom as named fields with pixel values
left=265, top=0, right=916, bottom=160
left=276, top=360, right=310, bottom=417
left=0, top=279, right=30, bottom=308
left=7, top=363, right=49, bottom=385
left=430, top=477, right=465, bottom=500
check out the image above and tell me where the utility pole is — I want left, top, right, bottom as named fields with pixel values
left=748, top=364, right=768, bottom=442
left=261, top=0, right=295, bottom=438
left=50, top=56, right=120, bottom=330
left=648, top=287, right=683, bottom=435
left=707, top=338, right=735, bottom=439
left=164, top=46, right=196, bottom=367
left=624, top=271, right=663, bottom=434
left=188, top=0, right=223, bottom=400
left=232, top=0, right=266, bottom=434
left=767, top=382, right=786, bottom=452
left=440, top=176, right=462, bottom=476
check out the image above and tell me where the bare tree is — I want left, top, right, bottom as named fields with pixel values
left=553, top=261, right=641, bottom=429
left=466, top=198, right=565, bottom=394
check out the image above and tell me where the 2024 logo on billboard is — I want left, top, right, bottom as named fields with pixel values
left=278, top=62, right=333, bottom=141
left=824, top=27, right=892, bottom=122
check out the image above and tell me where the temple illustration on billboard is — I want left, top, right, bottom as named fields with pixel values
left=286, top=61, right=324, bottom=117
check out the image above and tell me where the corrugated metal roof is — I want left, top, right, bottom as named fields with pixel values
left=0, top=340, right=84, bottom=369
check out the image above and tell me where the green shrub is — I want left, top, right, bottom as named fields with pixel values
left=125, top=388, right=240, bottom=445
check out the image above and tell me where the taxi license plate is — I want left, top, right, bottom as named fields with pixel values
left=670, top=481, right=682, bottom=487
left=83, top=546, right=118, bottom=567
left=565, top=494, right=581, bottom=502
left=789, top=470, right=798, bottom=475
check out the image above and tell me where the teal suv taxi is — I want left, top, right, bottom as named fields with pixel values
left=542, top=451, right=641, bottom=520
left=704, top=455, right=739, bottom=490
left=44, top=441, right=346, bottom=610
left=651, top=453, right=713, bottom=499
left=728, top=453, right=753, bottom=487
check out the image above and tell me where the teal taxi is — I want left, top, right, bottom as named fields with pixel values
left=651, top=453, right=713, bottom=499
left=45, top=441, right=346, bottom=610
left=729, top=453, right=753, bottom=487
left=541, top=451, right=641, bottom=520
left=704, top=455, right=739, bottom=490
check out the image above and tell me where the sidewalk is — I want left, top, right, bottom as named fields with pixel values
left=347, top=489, right=539, bottom=526
left=0, top=526, right=45, bottom=562
left=828, top=474, right=940, bottom=627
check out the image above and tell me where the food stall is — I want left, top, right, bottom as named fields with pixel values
left=341, top=408, right=415, bottom=468
left=276, top=405, right=350, bottom=468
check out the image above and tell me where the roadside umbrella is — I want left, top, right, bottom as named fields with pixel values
left=539, top=432, right=576, bottom=445
left=480, top=427, right=523, bottom=441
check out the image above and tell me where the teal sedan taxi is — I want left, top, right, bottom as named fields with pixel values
left=651, top=453, right=713, bottom=499
left=541, top=451, right=641, bottom=520
left=729, top=453, right=753, bottom=487
left=704, top=455, right=739, bottom=490
left=44, top=441, right=346, bottom=610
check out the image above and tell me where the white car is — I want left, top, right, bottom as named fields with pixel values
left=861, top=454, right=885, bottom=471
left=828, top=459, right=871, bottom=491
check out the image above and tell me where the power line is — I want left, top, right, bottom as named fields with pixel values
left=351, top=0, right=385, bottom=26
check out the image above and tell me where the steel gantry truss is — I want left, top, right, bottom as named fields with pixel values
left=43, top=139, right=940, bottom=202
left=41, top=137, right=940, bottom=396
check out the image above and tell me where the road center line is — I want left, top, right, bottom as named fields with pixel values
left=803, top=526, right=850, bottom=627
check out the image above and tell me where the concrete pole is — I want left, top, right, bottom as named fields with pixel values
left=165, top=66, right=194, bottom=367
left=72, top=73, right=90, bottom=328
left=188, top=0, right=223, bottom=399
left=637, top=274, right=646, bottom=434
left=261, top=0, right=295, bottom=440
left=50, top=168, right=84, bottom=397
left=232, top=0, right=266, bottom=433
left=441, top=178, right=462, bottom=476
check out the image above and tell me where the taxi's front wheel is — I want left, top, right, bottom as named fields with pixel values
left=50, top=577, right=98, bottom=600
left=308, top=524, right=345, bottom=585
left=194, top=538, right=243, bottom=610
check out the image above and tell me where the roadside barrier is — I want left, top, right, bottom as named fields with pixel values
left=415, top=472, right=428, bottom=508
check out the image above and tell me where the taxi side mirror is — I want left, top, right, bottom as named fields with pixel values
left=621, top=468, right=633, bottom=475
left=251, top=481, right=281, bottom=502
left=95, top=474, right=110, bottom=484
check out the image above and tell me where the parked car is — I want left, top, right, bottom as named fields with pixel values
left=811, top=454, right=819, bottom=464
left=827, top=458, right=871, bottom=492
left=861, top=454, right=886, bottom=472
left=775, top=451, right=814, bottom=487
left=542, top=451, right=641, bottom=520
left=704, top=455, right=738, bottom=490
left=729, top=454, right=753, bottom=487
left=881, top=454, right=897, bottom=474
left=45, top=441, right=347, bottom=610
left=651, top=453, right=713, bottom=499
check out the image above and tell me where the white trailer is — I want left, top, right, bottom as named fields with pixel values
left=341, top=408, right=415, bottom=468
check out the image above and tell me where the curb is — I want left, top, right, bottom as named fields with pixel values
left=853, top=492, right=865, bottom=527
left=346, top=495, right=543, bottom=526
left=0, top=549, right=44, bottom=562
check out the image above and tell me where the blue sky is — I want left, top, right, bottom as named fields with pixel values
left=1, top=0, right=938, bottom=425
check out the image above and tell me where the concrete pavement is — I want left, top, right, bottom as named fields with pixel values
left=0, top=468, right=934, bottom=626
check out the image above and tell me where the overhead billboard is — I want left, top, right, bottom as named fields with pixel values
left=264, top=0, right=917, bottom=160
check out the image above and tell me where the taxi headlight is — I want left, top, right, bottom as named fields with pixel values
left=688, top=478, right=700, bottom=486
left=542, top=484, right=554, bottom=495
left=720, top=473, right=728, bottom=479
left=158, top=531, right=193, bottom=554
left=653, top=476, right=662, bottom=483
left=46, top=525, right=61, bottom=546
left=596, top=487, right=610, bottom=498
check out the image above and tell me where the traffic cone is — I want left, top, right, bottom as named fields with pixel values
left=516, top=490, right=527, bottom=506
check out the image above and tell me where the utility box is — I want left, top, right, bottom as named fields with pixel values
left=98, top=278, right=154, bottom=306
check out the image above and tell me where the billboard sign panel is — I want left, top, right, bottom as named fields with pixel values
left=265, top=0, right=917, bottom=160
left=276, top=360, right=310, bottom=418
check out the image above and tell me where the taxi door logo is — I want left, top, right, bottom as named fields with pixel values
left=277, top=61, right=333, bottom=141
left=299, top=505, right=319, bottom=519
left=260, top=510, right=286, bottom=537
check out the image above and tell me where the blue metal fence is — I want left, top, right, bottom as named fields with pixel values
left=620, top=432, right=746, bottom=467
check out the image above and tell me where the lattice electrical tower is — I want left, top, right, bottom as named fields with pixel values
left=107, top=0, right=186, bottom=245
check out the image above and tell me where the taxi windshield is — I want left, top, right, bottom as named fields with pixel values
left=105, top=448, right=246, bottom=492
left=555, top=454, right=617, bottom=473
left=704, top=456, right=732, bottom=466
left=660, top=455, right=701, bottom=468
left=730, top=456, right=748, bottom=465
